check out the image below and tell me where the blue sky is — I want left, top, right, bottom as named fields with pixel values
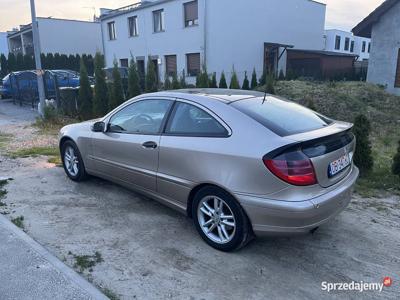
left=0, top=0, right=385, bottom=32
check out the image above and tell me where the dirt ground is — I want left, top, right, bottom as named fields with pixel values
left=0, top=100, right=399, bottom=300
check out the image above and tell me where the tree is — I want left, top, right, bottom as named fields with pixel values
left=353, top=114, right=374, bottom=175
left=392, top=140, right=400, bottom=177
left=259, top=68, right=267, bottom=86
left=242, top=71, right=250, bottom=90
left=145, top=57, right=158, bottom=92
left=78, top=58, right=93, bottom=120
left=54, top=53, right=62, bottom=69
left=127, top=58, right=141, bottom=98
left=46, top=53, right=55, bottom=69
left=60, top=54, right=69, bottom=69
left=229, top=69, right=240, bottom=89
left=92, top=52, right=109, bottom=116
left=15, top=53, right=24, bottom=70
left=265, top=72, right=275, bottom=94
left=0, top=54, right=8, bottom=77
left=172, top=72, right=181, bottom=89
left=164, top=73, right=172, bottom=90
left=196, top=66, right=209, bottom=88
left=7, top=53, right=16, bottom=72
left=219, top=71, right=227, bottom=88
left=109, top=60, right=124, bottom=110
left=179, top=69, right=187, bottom=88
left=23, top=54, right=34, bottom=70
left=250, top=68, right=258, bottom=90
left=209, top=72, right=217, bottom=88
left=86, top=54, right=95, bottom=76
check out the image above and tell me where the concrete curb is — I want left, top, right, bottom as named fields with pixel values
left=0, top=214, right=109, bottom=300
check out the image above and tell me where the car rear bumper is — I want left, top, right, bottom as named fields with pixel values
left=235, top=166, right=359, bottom=236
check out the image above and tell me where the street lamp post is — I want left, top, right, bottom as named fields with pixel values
left=29, top=0, right=46, bottom=117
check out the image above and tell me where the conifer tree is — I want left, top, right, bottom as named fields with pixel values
left=219, top=71, right=227, bottom=89
left=242, top=71, right=250, bottom=90
left=210, top=72, right=217, bottom=88
left=109, top=60, right=124, bottom=110
left=172, top=72, right=181, bottom=89
left=250, top=68, right=258, bottom=90
left=229, top=69, right=240, bottom=89
left=127, top=58, right=141, bottom=98
left=353, top=114, right=374, bottom=175
left=7, top=53, right=16, bottom=72
left=145, top=57, right=158, bottom=92
left=92, top=52, right=109, bottom=116
left=0, top=54, right=8, bottom=77
left=179, top=69, right=187, bottom=88
left=78, top=58, right=93, bottom=120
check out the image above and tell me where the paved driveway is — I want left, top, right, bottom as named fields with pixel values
left=0, top=100, right=399, bottom=299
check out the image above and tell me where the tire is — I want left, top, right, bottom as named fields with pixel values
left=61, top=140, right=87, bottom=182
left=192, top=186, right=253, bottom=252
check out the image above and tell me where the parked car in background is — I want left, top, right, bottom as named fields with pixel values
left=59, top=89, right=359, bottom=251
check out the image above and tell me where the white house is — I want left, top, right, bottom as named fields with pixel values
left=0, top=32, right=8, bottom=56
left=353, top=0, right=400, bottom=96
left=324, top=29, right=370, bottom=61
left=100, top=0, right=326, bottom=84
left=7, top=18, right=103, bottom=56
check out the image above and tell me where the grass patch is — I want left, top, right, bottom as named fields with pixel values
left=264, top=80, right=400, bottom=196
left=9, top=146, right=59, bottom=159
left=47, top=155, right=62, bottom=166
left=71, top=251, right=104, bottom=273
left=101, top=288, right=120, bottom=300
left=33, top=116, right=79, bottom=136
left=0, top=133, right=12, bottom=150
left=11, top=216, right=25, bottom=229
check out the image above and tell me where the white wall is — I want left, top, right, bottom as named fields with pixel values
left=38, top=18, right=103, bottom=55
left=206, top=0, right=326, bottom=83
left=324, top=29, right=370, bottom=61
left=101, top=0, right=203, bottom=84
left=101, top=0, right=326, bottom=84
left=0, top=32, right=9, bottom=56
left=367, top=1, right=400, bottom=96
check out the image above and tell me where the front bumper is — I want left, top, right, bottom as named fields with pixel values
left=236, top=166, right=359, bottom=236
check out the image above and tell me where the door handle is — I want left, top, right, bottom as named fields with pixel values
left=142, top=141, right=158, bottom=149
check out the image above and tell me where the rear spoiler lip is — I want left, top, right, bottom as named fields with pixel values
left=264, top=122, right=354, bottom=160
left=285, top=121, right=353, bottom=142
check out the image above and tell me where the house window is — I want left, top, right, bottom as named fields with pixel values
left=362, top=41, right=366, bottom=52
left=335, top=35, right=341, bottom=50
left=186, top=53, right=200, bottom=76
left=184, top=1, right=198, bottom=27
left=165, top=55, right=177, bottom=76
left=344, top=38, right=350, bottom=51
left=107, top=21, right=116, bottom=40
left=368, top=42, right=371, bottom=53
left=395, top=49, right=400, bottom=88
left=128, top=16, right=138, bottom=37
left=120, top=59, right=129, bottom=68
left=350, top=41, right=355, bottom=53
left=153, top=9, right=165, bottom=32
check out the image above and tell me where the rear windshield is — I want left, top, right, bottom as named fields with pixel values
left=231, top=96, right=333, bottom=136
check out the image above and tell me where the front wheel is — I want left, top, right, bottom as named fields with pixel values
left=192, top=187, right=252, bottom=252
left=61, top=140, right=87, bottom=182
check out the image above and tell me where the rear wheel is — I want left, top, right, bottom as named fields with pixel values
left=192, top=186, right=252, bottom=252
left=61, top=140, right=87, bottom=182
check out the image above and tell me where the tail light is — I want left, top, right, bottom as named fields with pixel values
left=263, top=150, right=317, bottom=186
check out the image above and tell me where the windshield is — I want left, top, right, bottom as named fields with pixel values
left=231, top=96, right=333, bottom=136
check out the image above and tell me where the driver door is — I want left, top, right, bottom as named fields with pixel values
left=91, top=98, right=174, bottom=192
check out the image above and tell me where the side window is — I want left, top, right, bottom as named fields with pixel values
left=166, top=102, right=228, bottom=137
left=109, top=99, right=172, bottom=134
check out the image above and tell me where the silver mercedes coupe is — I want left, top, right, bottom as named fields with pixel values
left=59, top=89, right=359, bottom=251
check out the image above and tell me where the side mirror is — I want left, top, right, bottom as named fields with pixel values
left=91, top=121, right=105, bottom=133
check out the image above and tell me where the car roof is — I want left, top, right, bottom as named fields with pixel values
left=143, top=88, right=266, bottom=104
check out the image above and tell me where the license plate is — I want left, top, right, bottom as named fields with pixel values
left=328, top=153, right=352, bottom=177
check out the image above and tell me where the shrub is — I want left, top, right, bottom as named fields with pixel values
left=127, top=58, right=141, bottom=98
left=109, top=60, right=125, bottom=110
left=392, top=140, right=400, bottom=177
left=145, top=57, right=158, bottom=92
left=259, top=69, right=267, bottom=86
left=250, top=68, right=258, bottom=90
left=242, top=71, right=250, bottom=90
left=172, top=73, right=181, bottom=89
left=353, top=114, right=374, bottom=175
left=219, top=71, right=227, bottom=88
left=209, top=72, right=218, bottom=88
left=164, top=73, right=172, bottom=90
left=92, top=52, right=108, bottom=116
left=196, top=66, right=209, bottom=88
left=179, top=69, right=187, bottom=88
left=229, top=69, right=240, bottom=89
left=78, top=59, right=93, bottom=120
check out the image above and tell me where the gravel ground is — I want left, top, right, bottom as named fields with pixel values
left=0, top=100, right=399, bottom=300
